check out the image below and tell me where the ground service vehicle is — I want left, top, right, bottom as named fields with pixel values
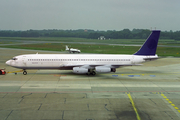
left=0, top=69, right=6, bottom=75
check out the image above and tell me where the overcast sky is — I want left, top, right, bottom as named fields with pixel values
left=0, top=0, right=180, bottom=31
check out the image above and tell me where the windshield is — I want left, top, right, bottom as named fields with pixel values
left=11, top=57, right=18, bottom=60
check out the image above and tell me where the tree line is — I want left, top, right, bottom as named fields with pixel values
left=0, top=29, right=180, bottom=40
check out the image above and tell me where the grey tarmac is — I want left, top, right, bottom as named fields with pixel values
left=0, top=48, right=180, bottom=120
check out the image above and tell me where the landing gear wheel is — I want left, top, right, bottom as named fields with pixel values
left=86, top=72, right=90, bottom=75
left=91, top=71, right=96, bottom=75
left=23, top=71, right=27, bottom=75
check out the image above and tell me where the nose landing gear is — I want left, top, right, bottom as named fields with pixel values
left=23, top=70, right=27, bottom=75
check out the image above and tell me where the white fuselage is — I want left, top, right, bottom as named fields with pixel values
left=69, top=48, right=81, bottom=53
left=6, top=54, right=157, bottom=70
left=65, top=46, right=81, bottom=53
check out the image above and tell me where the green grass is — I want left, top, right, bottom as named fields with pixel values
left=156, top=47, right=180, bottom=57
left=1, top=37, right=180, bottom=45
left=1, top=37, right=180, bottom=57
left=1, top=43, right=180, bottom=57
left=0, top=41, right=18, bottom=44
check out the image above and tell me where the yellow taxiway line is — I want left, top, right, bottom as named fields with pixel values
left=126, top=92, right=141, bottom=120
left=161, top=93, right=180, bottom=113
left=6, top=70, right=23, bottom=74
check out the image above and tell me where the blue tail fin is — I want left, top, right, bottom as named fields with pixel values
left=134, top=30, right=161, bottom=56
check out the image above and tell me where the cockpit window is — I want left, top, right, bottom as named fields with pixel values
left=12, top=58, right=18, bottom=60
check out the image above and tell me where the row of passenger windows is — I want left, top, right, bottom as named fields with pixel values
left=28, top=59, right=131, bottom=61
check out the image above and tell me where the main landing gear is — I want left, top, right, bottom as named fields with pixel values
left=91, top=71, right=96, bottom=75
left=23, top=70, right=27, bottom=75
left=86, top=70, right=96, bottom=76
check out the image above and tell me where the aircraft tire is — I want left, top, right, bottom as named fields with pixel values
left=23, top=71, right=27, bottom=75
left=91, top=71, right=96, bottom=75
left=86, top=72, right=90, bottom=75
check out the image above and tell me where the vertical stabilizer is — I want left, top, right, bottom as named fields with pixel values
left=134, top=30, right=160, bottom=56
left=65, top=45, right=69, bottom=51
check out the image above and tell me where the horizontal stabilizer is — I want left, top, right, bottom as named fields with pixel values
left=143, top=57, right=158, bottom=61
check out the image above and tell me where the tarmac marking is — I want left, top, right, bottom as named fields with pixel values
left=110, top=72, right=180, bottom=77
left=161, top=93, right=180, bottom=113
left=48, top=74, right=67, bottom=77
left=126, top=92, right=141, bottom=120
left=171, top=104, right=175, bottom=107
left=53, top=74, right=67, bottom=77
left=1, top=91, right=180, bottom=94
left=7, top=70, right=23, bottom=74
left=5, top=83, right=180, bottom=88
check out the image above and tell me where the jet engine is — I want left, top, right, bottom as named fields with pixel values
left=95, top=66, right=116, bottom=73
left=73, top=67, right=88, bottom=74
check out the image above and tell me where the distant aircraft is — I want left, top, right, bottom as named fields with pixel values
left=65, top=45, right=81, bottom=53
left=6, top=30, right=160, bottom=75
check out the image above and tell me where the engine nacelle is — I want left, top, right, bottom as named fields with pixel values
left=95, top=66, right=116, bottom=73
left=73, top=67, right=88, bottom=74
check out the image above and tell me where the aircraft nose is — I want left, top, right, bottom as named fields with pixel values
left=6, top=60, right=11, bottom=65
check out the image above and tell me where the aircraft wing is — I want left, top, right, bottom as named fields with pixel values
left=64, top=64, right=142, bottom=69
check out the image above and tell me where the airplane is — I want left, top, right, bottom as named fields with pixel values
left=6, top=30, right=160, bottom=75
left=65, top=45, right=81, bottom=53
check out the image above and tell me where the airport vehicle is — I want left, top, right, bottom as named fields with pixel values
left=6, top=30, right=160, bottom=75
left=65, top=45, right=81, bottom=53
left=0, top=69, right=6, bottom=75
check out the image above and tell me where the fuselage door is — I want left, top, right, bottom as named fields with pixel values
left=22, top=56, right=27, bottom=66
left=131, top=56, right=135, bottom=64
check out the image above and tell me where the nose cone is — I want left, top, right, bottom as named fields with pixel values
left=6, top=60, right=11, bottom=66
